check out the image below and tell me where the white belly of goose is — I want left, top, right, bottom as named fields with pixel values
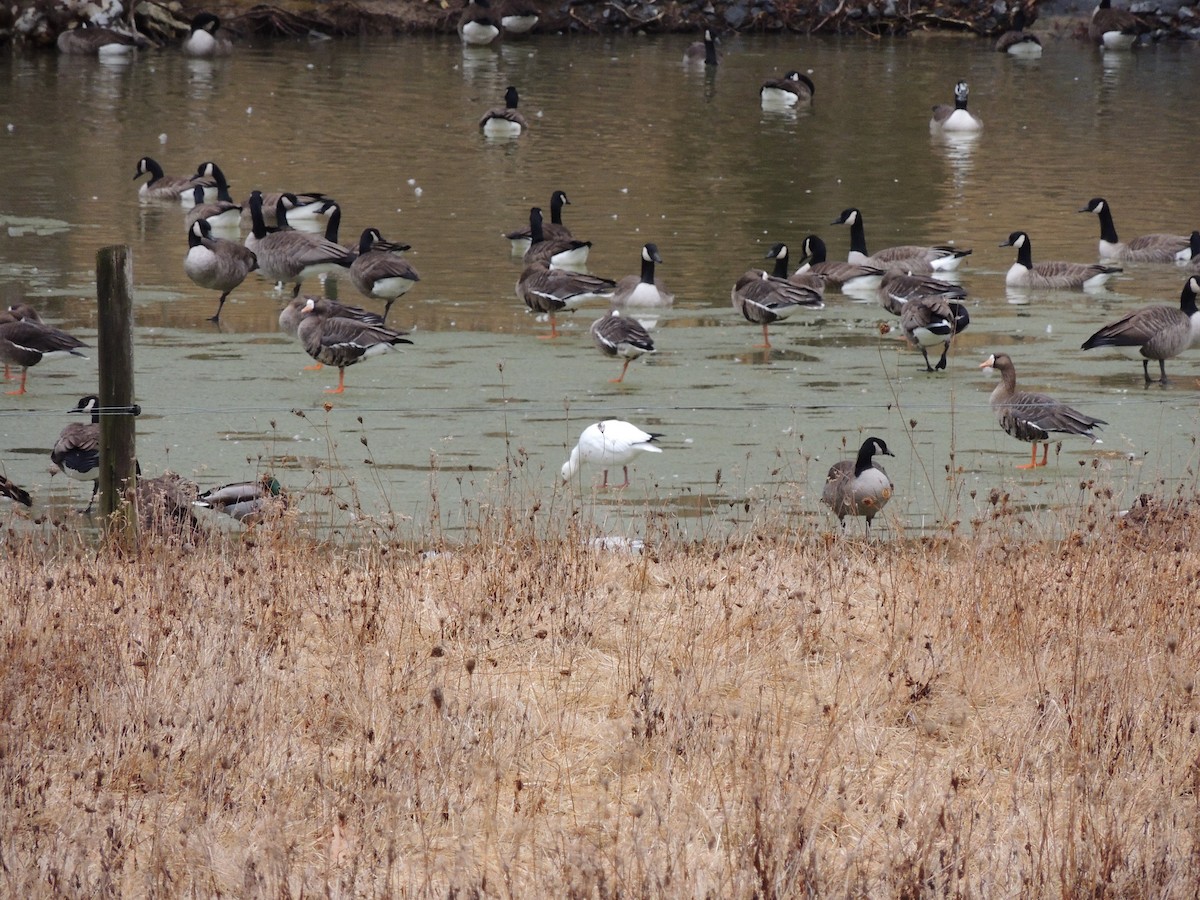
left=483, top=118, right=523, bottom=138
left=622, top=282, right=667, bottom=307
left=460, top=21, right=499, bottom=44
left=939, top=109, right=982, bottom=132
left=760, top=87, right=799, bottom=107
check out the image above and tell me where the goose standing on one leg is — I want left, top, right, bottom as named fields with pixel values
left=822, top=437, right=894, bottom=534
left=1000, top=231, right=1121, bottom=290
left=929, top=81, right=982, bottom=132
left=1081, top=276, right=1200, bottom=384
left=1078, top=198, right=1190, bottom=263
left=516, top=264, right=616, bottom=339
left=50, top=395, right=101, bottom=513
left=184, top=219, right=259, bottom=322
left=610, top=243, right=675, bottom=307
left=561, top=420, right=663, bottom=488
left=590, top=310, right=656, bottom=383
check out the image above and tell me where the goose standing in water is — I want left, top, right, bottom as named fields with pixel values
left=184, top=219, right=259, bottom=321
left=296, top=298, right=413, bottom=394
left=0, top=305, right=88, bottom=395
left=1078, top=198, right=1190, bottom=263
left=561, top=420, right=662, bottom=488
left=245, top=191, right=355, bottom=297
left=731, top=252, right=824, bottom=349
left=505, top=190, right=575, bottom=254
left=349, top=228, right=421, bottom=322
left=1090, top=0, right=1142, bottom=49
left=980, top=353, right=1106, bottom=469
left=832, top=208, right=971, bottom=271
left=1000, top=231, right=1121, bottom=290
left=610, top=243, right=674, bottom=307
left=590, top=310, right=656, bottom=383
left=1081, top=276, right=1200, bottom=384
left=822, top=437, right=894, bottom=533
left=929, top=81, right=982, bottom=132
left=516, top=264, right=616, bottom=339
left=50, top=395, right=101, bottom=513
left=479, top=86, right=528, bottom=138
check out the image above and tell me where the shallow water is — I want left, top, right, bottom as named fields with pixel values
left=1, top=34, right=1198, bottom=538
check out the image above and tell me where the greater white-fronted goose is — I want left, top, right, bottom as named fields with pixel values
left=590, top=310, right=656, bottom=383
left=57, top=23, right=147, bottom=55
left=50, top=395, right=101, bottom=512
left=981, top=353, right=1107, bottom=469
left=1081, top=276, right=1200, bottom=384
left=523, top=206, right=591, bottom=270
left=561, top=420, right=663, bottom=488
left=458, top=0, right=500, bottom=45
left=279, top=295, right=383, bottom=339
left=731, top=257, right=825, bottom=349
left=1089, top=0, right=1142, bottom=48
left=480, top=86, right=528, bottom=137
left=1078, top=198, right=1190, bottom=263
left=195, top=474, right=287, bottom=525
left=182, top=12, right=233, bottom=57
left=296, top=298, right=413, bottom=394
left=684, top=29, right=721, bottom=66
left=930, top=81, right=982, bottom=132
left=793, top=235, right=885, bottom=291
left=1000, top=231, right=1121, bottom=290
left=760, top=71, right=814, bottom=107
left=0, top=474, right=31, bottom=507
left=184, top=219, right=259, bottom=321
left=516, top=263, right=616, bottom=339
left=822, top=437, right=894, bottom=532
left=245, top=191, right=355, bottom=297
left=185, top=183, right=241, bottom=233
left=995, top=8, right=1042, bottom=56
left=0, top=305, right=88, bottom=395
left=832, top=208, right=971, bottom=272
left=134, top=156, right=212, bottom=202
left=611, top=243, right=675, bottom=307
left=505, top=190, right=574, bottom=254
left=350, top=228, right=421, bottom=322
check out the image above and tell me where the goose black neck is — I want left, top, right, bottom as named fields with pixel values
left=529, top=209, right=545, bottom=244
left=854, top=442, right=878, bottom=476
left=640, top=255, right=657, bottom=285
left=549, top=193, right=566, bottom=225
left=324, top=207, right=342, bottom=243
left=1181, top=281, right=1199, bottom=315
left=248, top=193, right=268, bottom=239
left=704, top=34, right=718, bottom=65
left=188, top=225, right=203, bottom=248
left=1013, top=238, right=1034, bottom=269
left=847, top=217, right=869, bottom=256
left=771, top=252, right=789, bottom=279
left=1094, top=205, right=1119, bottom=243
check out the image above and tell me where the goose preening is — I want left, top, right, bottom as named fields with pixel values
left=1078, top=198, right=1190, bottom=263
left=296, top=297, right=413, bottom=394
left=897, top=295, right=971, bottom=372
left=832, top=208, right=971, bottom=272
left=1090, top=0, right=1143, bottom=49
left=479, top=86, right=528, bottom=137
left=516, top=263, right=616, bottom=338
left=1000, top=231, right=1121, bottom=290
left=929, top=81, right=982, bottom=132
left=195, top=474, right=288, bottom=525
left=731, top=256, right=825, bottom=349
left=134, top=156, right=213, bottom=202
left=458, top=0, right=500, bottom=45
left=57, top=23, right=147, bottom=55
left=684, top=29, right=721, bottom=66
left=995, top=9, right=1043, bottom=56
left=183, top=219, right=259, bottom=322
left=505, top=190, right=574, bottom=254
left=793, top=235, right=885, bottom=292
left=245, top=191, right=355, bottom=297
left=760, top=71, right=814, bottom=107
left=610, top=243, right=675, bottom=307
left=0, top=305, right=88, bottom=395
left=561, top=420, right=663, bottom=488
left=349, top=228, right=421, bottom=322
left=590, top=310, right=656, bottom=383
left=50, top=395, right=101, bottom=513
left=980, top=353, right=1106, bottom=469
left=876, top=269, right=966, bottom=317
left=0, top=474, right=32, bottom=508
left=523, top=206, right=591, bottom=269
left=822, top=437, right=895, bottom=532
left=182, top=13, right=233, bottom=57
left=1081, top=276, right=1200, bottom=384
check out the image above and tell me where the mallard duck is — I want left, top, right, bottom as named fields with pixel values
left=0, top=306, right=88, bottom=395
left=516, top=263, right=616, bottom=339
left=349, top=228, right=421, bottom=322
left=184, top=219, right=259, bottom=321
left=590, top=310, right=656, bottom=383
left=195, top=474, right=287, bottom=525
left=1081, top=276, right=1200, bottom=384
left=296, top=298, right=412, bottom=394
left=822, top=437, right=894, bottom=532
left=610, top=243, right=674, bottom=307
left=50, top=395, right=101, bottom=512
left=1078, top=198, right=1190, bottom=263
left=832, top=208, right=971, bottom=271
left=930, top=81, right=982, bottom=132
left=1000, top=231, right=1121, bottom=289
left=479, top=86, right=528, bottom=137
left=561, top=420, right=663, bottom=488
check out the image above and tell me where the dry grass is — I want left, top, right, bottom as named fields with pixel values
left=2, top=487, right=1199, bottom=898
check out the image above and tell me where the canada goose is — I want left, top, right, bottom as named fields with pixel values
left=757, top=242, right=826, bottom=298
left=760, top=71, right=814, bottom=107
left=611, top=243, right=675, bottom=307
left=182, top=12, right=233, bottom=57
left=1078, top=198, right=1190, bottom=263
left=296, top=298, right=413, bottom=394
left=980, top=353, right=1106, bottom=469
left=50, top=395, right=101, bottom=513
left=561, top=420, right=663, bottom=488
left=505, top=190, right=574, bottom=253
left=1000, top=231, right=1121, bottom=290
left=480, top=86, right=528, bottom=137
left=1081, top=276, right=1200, bottom=384
left=499, top=1, right=539, bottom=33
left=832, top=208, right=971, bottom=271
left=524, top=207, right=591, bottom=269
left=590, top=310, right=656, bottom=383
left=350, top=228, right=421, bottom=322
left=245, top=191, right=355, bottom=297
left=876, top=269, right=966, bottom=317
left=995, top=8, right=1042, bottom=56
left=1090, top=0, right=1142, bottom=49
left=822, top=437, right=894, bottom=532
left=898, top=295, right=971, bottom=372
left=184, top=219, right=259, bottom=321
left=0, top=306, right=88, bottom=395
left=134, top=156, right=213, bottom=202
left=793, top=235, right=885, bottom=291
left=1188, top=232, right=1200, bottom=271
left=930, top=81, right=982, bottom=132
left=195, top=474, right=287, bottom=525
left=0, top=474, right=32, bottom=507
left=516, top=263, right=616, bottom=338
left=458, top=0, right=500, bottom=45
left=684, top=29, right=721, bottom=66
left=185, top=184, right=241, bottom=232
left=241, top=190, right=330, bottom=230
left=731, top=256, right=825, bottom=349
left=57, top=23, right=147, bottom=55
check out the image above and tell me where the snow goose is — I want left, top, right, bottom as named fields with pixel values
left=561, top=420, right=662, bottom=488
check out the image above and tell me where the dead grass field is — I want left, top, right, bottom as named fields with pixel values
left=2, top=488, right=1199, bottom=897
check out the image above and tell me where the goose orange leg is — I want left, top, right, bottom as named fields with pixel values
left=610, top=359, right=632, bottom=383
left=4, top=368, right=27, bottom=396
left=325, top=367, right=347, bottom=394
left=538, top=314, right=561, bottom=340
left=1016, top=442, right=1048, bottom=469
left=756, top=323, right=772, bottom=349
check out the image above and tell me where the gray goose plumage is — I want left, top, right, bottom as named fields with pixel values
left=822, top=437, right=895, bottom=532
left=760, top=71, right=814, bottom=107
left=1081, top=276, right=1200, bottom=384
left=731, top=254, right=825, bottom=349
left=480, top=86, right=528, bottom=137
left=184, top=219, right=259, bottom=321
left=516, top=264, right=616, bottom=339
left=611, top=243, right=675, bottom=307
left=183, top=13, right=233, bottom=57
left=0, top=305, right=88, bottom=395
left=833, top=208, right=971, bottom=272
left=505, top=190, right=574, bottom=253
left=590, top=310, right=656, bottom=383
left=57, top=23, right=147, bottom=55
left=981, top=353, right=1106, bottom=469
left=279, top=296, right=383, bottom=339
left=350, top=228, right=421, bottom=322
left=929, top=81, right=982, bottom=132
left=683, top=29, right=721, bottom=66
left=793, top=235, right=884, bottom=291
left=134, top=156, right=213, bottom=202
left=245, top=191, right=354, bottom=297
left=1078, top=198, right=1190, bottom=263
left=1000, top=231, right=1121, bottom=290
left=875, top=272, right=970, bottom=370
left=876, top=269, right=965, bottom=317
left=296, top=298, right=413, bottom=394
left=50, top=395, right=101, bottom=513
left=523, top=207, right=591, bottom=269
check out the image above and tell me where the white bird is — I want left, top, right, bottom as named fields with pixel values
left=561, top=420, right=662, bottom=488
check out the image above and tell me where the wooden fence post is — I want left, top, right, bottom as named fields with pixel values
left=96, top=245, right=138, bottom=550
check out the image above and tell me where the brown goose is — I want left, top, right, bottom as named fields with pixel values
left=611, top=243, right=675, bottom=307
left=523, top=207, right=591, bottom=269
left=296, top=298, right=413, bottom=394
left=0, top=473, right=31, bottom=507
left=50, top=395, right=101, bottom=513
left=0, top=306, right=88, bottom=395
left=279, top=296, right=383, bottom=338
left=245, top=191, right=355, bottom=297
left=833, top=208, right=971, bottom=272
left=134, top=156, right=213, bottom=202
left=1000, top=231, right=1121, bottom=290
left=876, top=269, right=966, bottom=316
left=1081, top=276, right=1200, bottom=384
left=793, top=235, right=884, bottom=291
left=516, top=263, right=616, bottom=339
left=1078, top=198, right=1190, bottom=263
left=590, top=310, right=656, bottom=383
left=349, top=228, right=421, bottom=322
left=683, top=29, right=721, bottom=66
left=929, top=81, right=982, bottom=132
left=730, top=258, right=824, bottom=349
left=822, top=437, right=895, bottom=533
left=505, top=190, right=575, bottom=253
left=981, top=353, right=1106, bottom=469
left=480, top=86, right=528, bottom=137
left=760, top=71, right=814, bottom=107
left=1089, top=0, right=1143, bottom=49
left=184, top=219, right=259, bottom=321
left=58, top=23, right=147, bottom=55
